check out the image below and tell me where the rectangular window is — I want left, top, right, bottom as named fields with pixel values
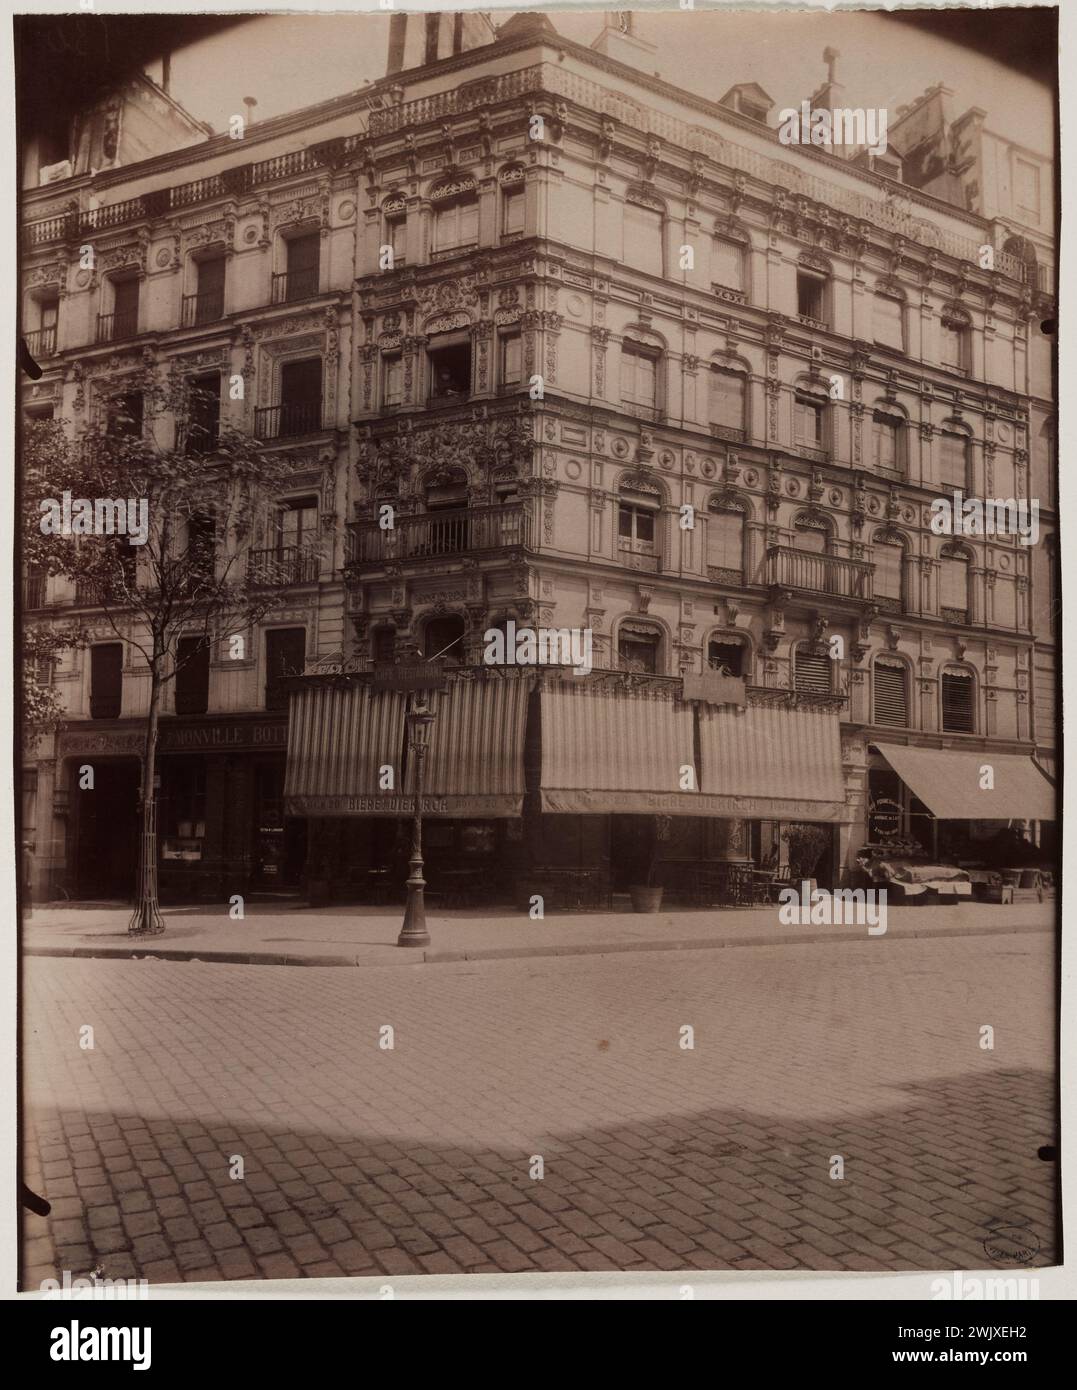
left=618, top=502, right=656, bottom=546
left=873, top=659, right=908, bottom=727
left=383, top=354, right=403, bottom=406
left=940, top=557, right=969, bottom=615
left=90, top=643, right=123, bottom=720
left=163, top=760, right=207, bottom=840
left=794, top=394, right=824, bottom=447
left=796, top=270, right=825, bottom=322
left=712, top=238, right=744, bottom=292
left=186, top=513, right=215, bottom=582
left=284, top=233, right=320, bottom=301
left=113, top=277, right=139, bottom=329
left=500, top=332, right=522, bottom=386
left=374, top=629, right=397, bottom=663
left=873, top=294, right=904, bottom=350
left=501, top=184, right=525, bottom=239
left=709, top=370, right=745, bottom=432
left=707, top=640, right=745, bottom=678
left=941, top=671, right=975, bottom=733
left=278, top=358, right=322, bottom=436
left=874, top=542, right=904, bottom=606
left=265, top=628, right=306, bottom=711
left=433, top=200, right=479, bottom=255
left=624, top=203, right=663, bottom=276
left=874, top=414, right=900, bottom=473
left=620, top=346, right=658, bottom=410
left=108, top=390, right=143, bottom=438
left=389, top=217, right=407, bottom=263
left=187, top=372, right=221, bottom=454
left=939, top=320, right=965, bottom=371
left=939, top=433, right=968, bottom=489
left=706, top=509, right=744, bottom=573
left=193, top=256, right=225, bottom=323
left=428, top=338, right=471, bottom=399
left=175, top=635, right=210, bottom=716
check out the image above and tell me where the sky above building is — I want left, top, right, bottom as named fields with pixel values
left=149, top=8, right=1053, bottom=159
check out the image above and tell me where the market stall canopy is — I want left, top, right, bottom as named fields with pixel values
left=539, top=685, right=698, bottom=815
left=874, top=742, right=1056, bottom=821
left=696, top=703, right=847, bottom=822
left=284, top=675, right=528, bottom=817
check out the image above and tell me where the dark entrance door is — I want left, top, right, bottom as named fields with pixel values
left=252, top=758, right=307, bottom=892
left=74, top=758, right=140, bottom=900
left=609, top=814, right=657, bottom=891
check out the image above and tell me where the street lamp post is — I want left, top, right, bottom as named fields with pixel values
left=397, top=696, right=436, bottom=948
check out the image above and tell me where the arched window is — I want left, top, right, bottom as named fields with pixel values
left=624, top=193, right=664, bottom=276
left=706, top=499, right=745, bottom=580
left=939, top=430, right=970, bottom=490
left=383, top=195, right=408, bottom=267
left=794, top=642, right=832, bottom=694
left=618, top=621, right=662, bottom=674
left=873, top=533, right=906, bottom=611
left=873, top=657, right=909, bottom=727
left=709, top=366, right=746, bottom=436
left=940, top=667, right=976, bottom=733
left=939, top=544, right=971, bottom=622
left=872, top=408, right=905, bottom=476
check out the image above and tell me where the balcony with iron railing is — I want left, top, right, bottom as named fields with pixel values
left=766, top=545, right=874, bottom=601
left=95, top=309, right=139, bottom=344
left=271, top=266, right=320, bottom=305
left=181, top=289, right=225, bottom=328
left=25, top=326, right=57, bottom=358
left=253, top=400, right=324, bottom=441
left=248, top=546, right=320, bottom=586
left=346, top=503, right=530, bottom=567
left=23, top=572, right=47, bottom=609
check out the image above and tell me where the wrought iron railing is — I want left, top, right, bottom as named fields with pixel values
left=95, top=309, right=139, bottom=343
left=181, top=289, right=225, bottom=327
left=766, top=545, right=874, bottom=600
left=248, top=546, right=320, bottom=585
left=346, top=503, right=529, bottom=566
left=253, top=400, right=323, bottom=440
left=271, top=266, right=319, bottom=304
left=25, top=326, right=56, bottom=357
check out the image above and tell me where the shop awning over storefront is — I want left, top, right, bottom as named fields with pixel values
left=283, top=676, right=528, bottom=818
left=539, top=686, right=699, bottom=815
left=403, top=675, right=528, bottom=817
left=696, top=704, right=848, bottom=822
left=874, top=743, right=1056, bottom=821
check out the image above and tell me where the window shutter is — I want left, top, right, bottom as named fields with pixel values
left=710, top=370, right=744, bottom=429
left=939, top=434, right=968, bottom=489
left=502, top=334, right=522, bottom=384
left=940, top=321, right=962, bottom=368
left=940, top=555, right=969, bottom=612
left=713, top=237, right=744, bottom=290
left=874, top=416, right=899, bottom=471
left=458, top=200, right=479, bottom=245
left=502, top=186, right=525, bottom=235
left=625, top=203, right=663, bottom=275
left=873, top=659, right=908, bottom=727
left=873, top=294, right=903, bottom=348
left=941, top=671, right=975, bottom=732
left=795, top=649, right=831, bottom=693
left=706, top=509, right=744, bottom=571
left=874, top=541, right=904, bottom=602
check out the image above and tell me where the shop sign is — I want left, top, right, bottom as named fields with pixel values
left=371, top=662, right=447, bottom=693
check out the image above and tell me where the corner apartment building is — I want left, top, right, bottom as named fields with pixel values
left=20, top=11, right=1057, bottom=904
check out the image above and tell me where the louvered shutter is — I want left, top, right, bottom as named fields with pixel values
left=713, top=237, right=744, bottom=290
left=873, top=659, right=908, bottom=727
left=795, top=649, right=831, bottom=693
left=941, top=671, right=975, bottom=732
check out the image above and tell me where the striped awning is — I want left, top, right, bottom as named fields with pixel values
left=283, top=677, right=528, bottom=818
left=402, top=675, right=528, bottom=817
left=875, top=742, right=1056, bottom=821
left=696, top=703, right=848, bottom=821
left=539, top=685, right=699, bottom=814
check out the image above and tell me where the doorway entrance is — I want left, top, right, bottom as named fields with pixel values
left=73, top=758, right=140, bottom=900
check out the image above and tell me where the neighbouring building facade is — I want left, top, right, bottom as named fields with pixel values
left=20, top=11, right=1057, bottom=905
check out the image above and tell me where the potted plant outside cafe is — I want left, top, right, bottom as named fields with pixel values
left=629, top=815, right=672, bottom=913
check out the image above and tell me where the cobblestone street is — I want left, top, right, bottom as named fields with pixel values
left=21, top=933, right=1057, bottom=1285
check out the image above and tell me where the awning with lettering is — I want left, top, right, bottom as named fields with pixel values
left=283, top=676, right=528, bottom=818
left=539, top=686, right=700, bottom=815
left=696, top=703, right=848, bottom=822
left=874, top=742, right=1056, bottom=821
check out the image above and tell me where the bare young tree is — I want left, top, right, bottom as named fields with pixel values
left=23, top=372, right=317, bottom=934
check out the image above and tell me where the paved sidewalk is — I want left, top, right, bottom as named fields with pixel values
left=24, top=896, right=1055, bottom=968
